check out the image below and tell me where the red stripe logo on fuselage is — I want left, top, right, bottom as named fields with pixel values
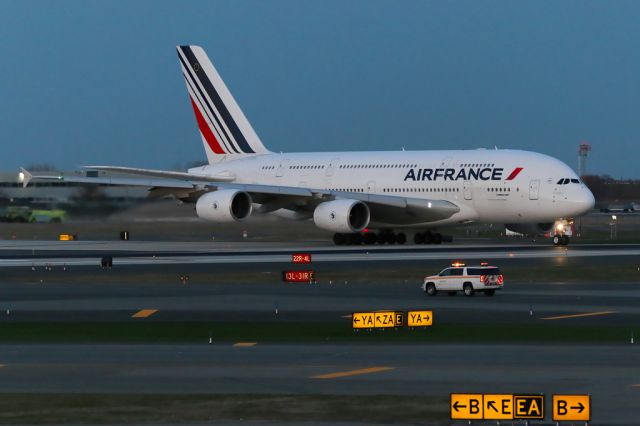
left=505, top=167, right=523, bottom=180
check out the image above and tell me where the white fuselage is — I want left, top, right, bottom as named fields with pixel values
left=189, top=149, right=595, bottom=229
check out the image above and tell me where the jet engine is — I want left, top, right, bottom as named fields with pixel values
left=504, top=223, right=554, bottom=236
left=313, top=199, right=370, bottom=233
left=195, top=190, right=252, bottom=222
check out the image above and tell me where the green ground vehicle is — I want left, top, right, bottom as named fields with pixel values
left=0, top=206, right=67, bottom=223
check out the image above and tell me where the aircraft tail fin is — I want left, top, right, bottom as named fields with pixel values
left=176, top=45, right=270, bottom=164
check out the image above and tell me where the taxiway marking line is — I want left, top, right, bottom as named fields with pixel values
left=541, top=311, right=616, bottom=320
left=631, top=384, right=640, bottom=388
left=233, top=342, right=257, bottom=347
left=131, top=309, right=158, bottom=318
left=311, top=366, right=394, bottom=379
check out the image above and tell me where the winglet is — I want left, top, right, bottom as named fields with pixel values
left=19, top=168, right=32, bottom=188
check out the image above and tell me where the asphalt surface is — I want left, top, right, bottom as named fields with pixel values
left=0, top=343, right=637, bottom=424
left=0, top=240, right=638, bottom=425
left=0, top=277, right=639, bottom=325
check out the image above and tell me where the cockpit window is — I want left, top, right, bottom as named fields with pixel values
left=557, top=178, right=580, bottom=185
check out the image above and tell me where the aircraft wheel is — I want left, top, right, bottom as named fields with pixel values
left=424, top=232, right=433, bottom=244
left=432, top=233, right=443, bottom=244
left=414, top=232, right=424, bottom=244
left=396, top=232, right=406, bottom=245
left=364, top=232, right=377, bottom=245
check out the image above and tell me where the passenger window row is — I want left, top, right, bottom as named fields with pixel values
left=340, top=164, right=417, bottom=169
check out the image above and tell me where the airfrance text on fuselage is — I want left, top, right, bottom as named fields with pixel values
left=404, top=167, right=504, bottom=182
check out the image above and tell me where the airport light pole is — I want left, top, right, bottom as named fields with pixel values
left=609, top=215, right=617, bottom=240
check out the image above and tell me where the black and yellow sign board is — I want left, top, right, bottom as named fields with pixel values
left=352, top=310, right=433, bottom=329
left=450, top=394, right=483, bottom=420
left=374, top=311, right=398, bottom=328
left=552, top=394, right=591, bottom=422
left=513, top=395, right=544, bottom=420
left=483, top=394, right=514, bottom=420
left=407, top=310, right=433, bottom=327
left=451, top=394, right=544, bottom=421
left=352, top=311, right=409, bottom=329
left=352, top=312, right=374, bottom=329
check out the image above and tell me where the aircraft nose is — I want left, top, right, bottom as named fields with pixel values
left=576, top=186, right=595, bottom=215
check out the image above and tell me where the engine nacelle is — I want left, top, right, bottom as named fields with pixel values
left=195, top=190, right=252, bottom=222
left=505, top=223, right=553, bottom=236
left=313, top=199, right=370, bottom=233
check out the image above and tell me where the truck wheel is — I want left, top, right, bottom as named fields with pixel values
left=552, top=235, right=561, bottom=245
left=463, top=283, right=474, bottom=297
left=425, top=283, right=436, bottom=296
left=484, top=289, right=495, bottom=296
left=561, top=235, right=570, bottom=245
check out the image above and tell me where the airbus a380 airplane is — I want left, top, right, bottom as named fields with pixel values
left=23, top=45, right=595, bottom=246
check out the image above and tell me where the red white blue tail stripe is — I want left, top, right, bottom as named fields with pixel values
left=177, top=45, right=269, bottom=162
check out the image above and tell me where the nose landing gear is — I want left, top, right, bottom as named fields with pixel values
left=552, top=234, right=570, bottom=246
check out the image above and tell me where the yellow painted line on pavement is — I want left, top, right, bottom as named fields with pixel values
left=341, top=314, right=352, bottom=318
left=632, top=384, right=640, bottom=388
left=311, top=366, right=394, bottom=379
left=541, top=311, right=616, bottom=321
left=233, top=342, right=257, bottom=347
left=132, top=309, right=158, bottom=318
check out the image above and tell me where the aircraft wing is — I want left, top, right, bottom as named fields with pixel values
left=20, top=168, right=196, bottom=189
left=21, top=168, right=460, bottom=223
left=82, top=166, right=236, bottom=182
left=206, top=182, right=460, bottom=223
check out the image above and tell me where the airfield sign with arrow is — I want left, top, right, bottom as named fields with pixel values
left=553, top=394, right=591, bottom=422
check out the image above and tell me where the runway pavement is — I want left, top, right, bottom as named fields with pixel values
left=0, top=270, right=639, bottom=325
left=1, top=240, right=640, bottom=267
left=0, top=343, right=637, bottom=424
left=0, top=240, right=638, bottom=424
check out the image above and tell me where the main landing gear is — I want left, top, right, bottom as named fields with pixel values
left=333, top=230, right=451, bottom=246
left=413, top=231, right=445, bottom=245
left=333, top=230, right=406, bottom=246
left=552, top=234, right=570, bottom=246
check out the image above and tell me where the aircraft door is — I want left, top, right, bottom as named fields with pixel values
left=366, top=180, right=376, bottom=194
left=529, top=179, right=540, bottom=200
left=276, top=159, right=290, bottom=178
left=325, top=158, right=340, bottom=177
left=463, top=181, right=473, bottom=200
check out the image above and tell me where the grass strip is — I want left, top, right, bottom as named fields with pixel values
left=0, top=393, right=449, bottom=425
left=0, top=321, right=636, bottom=343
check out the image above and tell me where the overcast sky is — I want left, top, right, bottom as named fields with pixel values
left=1, top=1, right=638, bottom=177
